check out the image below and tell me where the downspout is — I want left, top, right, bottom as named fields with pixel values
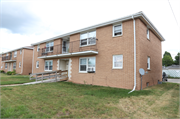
left=128, top=16, right=136, bottom=94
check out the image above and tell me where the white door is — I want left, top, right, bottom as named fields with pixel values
left=8, top=63, right=11, bottom=71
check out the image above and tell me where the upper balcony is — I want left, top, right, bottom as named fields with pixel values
left=38, top=38, right=98, bottom=59
left=2, top=55, right=16, bottom=62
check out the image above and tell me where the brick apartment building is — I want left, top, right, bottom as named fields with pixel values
left=31, top=12, right=165, bottom=90
left=0, top=46, right=33, bottom=75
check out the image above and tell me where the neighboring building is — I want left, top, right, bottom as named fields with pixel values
left=162, top=65, right=180, bottom=78
left=31, top=11, right=165, bottom=90
left=0, top=46, right=33, bottom=75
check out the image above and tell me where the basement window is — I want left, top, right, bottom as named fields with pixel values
left=113, top=55, right=123, bottom=69
left=146, top=82, right=149, bottom=87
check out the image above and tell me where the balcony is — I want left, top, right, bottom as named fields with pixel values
left=2, top=55, right=16, bottom=62
left=38, top=39, right=98, bottom=59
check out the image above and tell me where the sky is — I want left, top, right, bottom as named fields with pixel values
left=0, top=0, right=180, bottom=59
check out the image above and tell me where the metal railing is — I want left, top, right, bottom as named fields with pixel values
left=38, top=39, right=98, bottom=57
left=2, top=55, right=17, bottom=61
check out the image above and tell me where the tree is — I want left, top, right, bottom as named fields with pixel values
left=174, top=52, right=180, bottom=65
left=162, top=51, right=173, bottom=66
left=162, top=55, right=174, bottom=66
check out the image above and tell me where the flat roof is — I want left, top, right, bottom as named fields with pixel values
left=31, top=11, right=165, bottom=46
left=0, top=46, right=33, bottom=55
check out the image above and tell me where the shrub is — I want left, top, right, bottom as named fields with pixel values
left=12, top=70, right=16, bottom=75
left=0, top=70, right=5, bottom=73
left=7, top=71, right=12, bottom=75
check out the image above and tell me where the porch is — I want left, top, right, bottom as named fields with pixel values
left=38, top=39, right=98, bottom=59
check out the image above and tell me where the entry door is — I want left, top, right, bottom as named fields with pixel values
left=8, top=63, right=11, bottom=71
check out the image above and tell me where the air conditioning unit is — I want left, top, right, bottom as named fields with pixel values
left=87, top=67, right=95, bottom=73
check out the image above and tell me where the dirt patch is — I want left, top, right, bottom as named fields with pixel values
left=110, top=89, right=175, bottom=118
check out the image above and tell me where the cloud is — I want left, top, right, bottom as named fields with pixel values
left=0, top=2, right=40, bottom=34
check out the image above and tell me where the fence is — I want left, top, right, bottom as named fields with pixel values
left=162, top=70, right=180, bottom=78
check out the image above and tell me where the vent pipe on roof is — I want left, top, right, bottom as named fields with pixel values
left=129, top=16, right=137, bottom=94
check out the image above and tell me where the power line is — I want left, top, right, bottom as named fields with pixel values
left=168, top=0, right=180, bottom=30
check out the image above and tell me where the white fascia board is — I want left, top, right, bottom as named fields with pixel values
left=31, top=12, right=142, bottom=46
left=1, top=46, right=33, bottom=55
left=38, top=51, right=98, bottom=59
left=31, top=11, right=165, bottom=46
left=2, top=60, right=16, bottom=63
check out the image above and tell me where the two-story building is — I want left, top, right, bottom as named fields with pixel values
left=0, top=46, right=33, bottom=75
left=31, top=12, right=165, bottom=90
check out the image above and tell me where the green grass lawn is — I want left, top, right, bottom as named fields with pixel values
left=0, top=73, right=35, bottom=85
left=1, top=79, right=179, bottom=118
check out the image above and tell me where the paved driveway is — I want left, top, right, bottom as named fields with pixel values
left=167, top=79, right=180, bottom=84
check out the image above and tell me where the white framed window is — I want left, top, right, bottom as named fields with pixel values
left=113, top=55, right=123, bottom=69
left=46, top=42, right=54, bottom=52
left=79, top=57, right=96, bottom=73
left=113, top=23, right=122, bottom=37
left=45, top=60, right=53, bottom=71
left=37, top=45, right=40, bottom=52
left=14, top=51, right=17, bottom=57
left=5, top=63, right=7, bottom=69
left=147, top=29, right=149, bottom=40
left=147, top=57, right=150, bottom=70
left=36, top=61, right=39, bottom=68
left=13, top=62, right=16, bottom=69
left=19, top=62, right=21, bottom=68
left=6, top=53, right=8, bottom=56
left=80, top=31, right=96, bottom=46
left=20, top=50, right=22, bottom=54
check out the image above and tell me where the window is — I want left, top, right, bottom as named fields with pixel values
left=113, top=24, right=122, bottom=37
left=46, top=42, right=54, bottom=52
left=80, top=31, right=96, bottom=46
left=13, top=62, right=16, bottom=69
left=45, top=60, right=53, bottom=71
left=113, top=55, right=123, bottom=69
left=14, top=51, right=17, bottom=57
left=5, top=63, right=7, bottom=69
left=79, top=57, right=96, bottom=73
left=36, top=61, right=39, bottom=68
left=19, top=62, right=21, bottom=68
left=147, top=57, right=150, bottom=69
left=37, top=45, right=40, bottom=52
left=20, top=50, right=22, bottom=54
left=147, top=29, right=149, bottom=39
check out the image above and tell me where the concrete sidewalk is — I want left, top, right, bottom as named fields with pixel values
left=0, top=77, right=67, bottom=87
left=167, top=79, right=180, bottom=84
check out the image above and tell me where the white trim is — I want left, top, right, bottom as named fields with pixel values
left=80, top=31, right=96, bottom=47
left=113, top=23, right=123, bottom=37
left=31, top=11, right=165, bottom=46
left=0, top=46, right=33, bottom=55
left=79, top=57, right=96, bottom=73
left=38, top=51, right=98, bottom=59
left=112, top=55, right=123, bottom=69
left=44, top=60, right=53, bottom=71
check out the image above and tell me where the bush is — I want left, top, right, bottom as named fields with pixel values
left=0, top=70, right=5, bottom=73
left=12, top=70, right=16, bottom=75
left=7, top=71, right=12, bottom=75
